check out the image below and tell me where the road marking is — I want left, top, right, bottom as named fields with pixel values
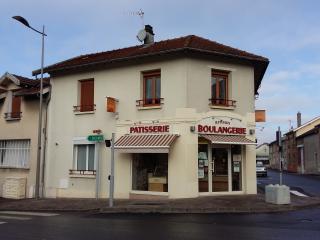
left=0, top=215, right=31, bottom=220
left=0, top=211, right=59, bottom=217
left=0, top=221, right=6, bottom=225
left=290, top=190, right=309, bottom=197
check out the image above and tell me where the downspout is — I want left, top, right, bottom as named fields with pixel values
left=41, top=83, right=51, bottom=197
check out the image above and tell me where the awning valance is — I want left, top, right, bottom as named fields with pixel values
left=200, top=134, right=256, bottom=145
left=115, top=134, right=179, bottom=153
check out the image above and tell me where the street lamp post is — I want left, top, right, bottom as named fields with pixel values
left=13, top=16, right=47, bottom=199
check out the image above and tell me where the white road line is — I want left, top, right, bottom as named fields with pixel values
left=0, top=215, right=31, bottom=221
left=290, top=190, right=309, bottom=197
left=0, top=221, right=6, bottom=225
left=0, top=211, right=59, bottom=217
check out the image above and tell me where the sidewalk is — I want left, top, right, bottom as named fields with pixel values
left=1, top=193, right=320, bottom=214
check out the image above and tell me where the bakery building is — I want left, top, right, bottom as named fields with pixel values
left=35, top=26, right=269, bottom=199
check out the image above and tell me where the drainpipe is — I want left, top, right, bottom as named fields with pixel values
left=41, top=83, right=51, bottom=197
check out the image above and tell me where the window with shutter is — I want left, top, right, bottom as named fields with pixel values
left=11, top=96, right=22, bottom=118
left=4, top=94, right=22, bottom=120
left=73, top=79, right=95, bottom=112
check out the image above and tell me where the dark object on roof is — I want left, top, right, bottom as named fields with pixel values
left=33, top=35, right=269, bottom=93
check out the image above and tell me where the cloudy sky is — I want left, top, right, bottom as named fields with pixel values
left=1, top=0, right=319, bottom=143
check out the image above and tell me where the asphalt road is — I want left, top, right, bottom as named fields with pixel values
left=1, top=208, right=320, bottom=240
left=257, top=169, right=320, bottom=196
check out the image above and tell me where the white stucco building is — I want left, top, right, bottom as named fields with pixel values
left=34, top=26, right=269, bottom=199
left=0, top=72, right=50, bottom=198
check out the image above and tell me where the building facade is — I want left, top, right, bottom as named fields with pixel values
left=35, top=30, right=269, bottom=199
left=0, top=72, right=50, bottom=198
left=269, top=115, right=320, bottom=174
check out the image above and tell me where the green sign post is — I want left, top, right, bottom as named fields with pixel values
left=87, top=135, right=104, bottom=142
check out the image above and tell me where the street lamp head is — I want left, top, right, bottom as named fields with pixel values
left=12, top=16, right=31, bottom=28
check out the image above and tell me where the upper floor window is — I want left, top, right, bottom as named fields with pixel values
left=73, top=79, right=95, bottom=112
left=4, top=93, right=22, bottom=120
left=143, top=70, right=161, bottom=106
left=210, top=70, right=235, bottom=107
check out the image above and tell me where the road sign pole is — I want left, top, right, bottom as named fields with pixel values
left=109, top=133, right=115, bottom=207
left=278, top=127, right=283, bottom=185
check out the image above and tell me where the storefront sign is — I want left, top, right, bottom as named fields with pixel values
left=129, top=125, right=170, bottom=134
left=196, top=117, right=247, bottom=135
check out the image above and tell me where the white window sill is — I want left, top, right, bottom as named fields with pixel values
left=74, top=111, right=95, bottom=115
left=69, top=174, right=96, bottom=179
left=5, top=118, right=21, bottom=121
left=209, top=105, right=235, bottom=110
left=0, top=166, right=29, bottom=170
left=137, top=106, right=162, bottom=110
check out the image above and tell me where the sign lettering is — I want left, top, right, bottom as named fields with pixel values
left=196, top=117, right=247, bottom=135
left=129, top=125, right=170, bottom=134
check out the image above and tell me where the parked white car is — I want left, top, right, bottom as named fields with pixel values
left=256, top=161, right=267, bottom=177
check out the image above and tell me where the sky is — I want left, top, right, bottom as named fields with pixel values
left=1, top=0, right=320, bottom=144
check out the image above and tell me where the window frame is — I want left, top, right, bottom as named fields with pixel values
left=4, top=91, right=22, bottom=120
left=0, top=139, right=30, bottom=168
left=74, top=78, right=95, bottom=113
left=73, top=143, right=96, bottom=171
left=211, top=70, right=229, bottom=106
left=142, top=70, right=161, bottom=106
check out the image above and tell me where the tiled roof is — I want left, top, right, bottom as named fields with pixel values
left=13, top=74, right=50, bottom=88
left=0, top=73, right=50, bottom=96
left=32, top=35, right=269, bottom=93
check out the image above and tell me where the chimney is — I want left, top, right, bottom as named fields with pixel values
left=297, top=111, right=302, bottom=127
left=144, top=25, right=154, bottom=44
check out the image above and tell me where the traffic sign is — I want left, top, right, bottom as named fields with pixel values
left=87, top=135, right=104, bottom=142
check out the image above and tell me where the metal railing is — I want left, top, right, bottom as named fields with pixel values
left=209, top=98, right=236, bottom=107
left=4, top=112, right=22, bottom=120
left=136, top=98, right=164, bottom=107
left=73, top=104, right=96, bottom=112
left=69, top=169, right=96, bottom=175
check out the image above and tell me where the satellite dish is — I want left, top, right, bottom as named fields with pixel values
left=137, top=29, right=147, bottom=42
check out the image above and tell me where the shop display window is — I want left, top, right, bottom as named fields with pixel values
left=232, top=145, right=242, bottom=191
left=132, top=153, right=168, bottom=192
left=198, top=144, right=209, bottom=192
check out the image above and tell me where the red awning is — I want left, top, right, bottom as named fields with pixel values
left=200, top=134, right=256, bottom=145
left=115, top=134, right=179, bottom=153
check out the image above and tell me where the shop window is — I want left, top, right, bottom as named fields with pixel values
left=210, top=70, right=235, bottom=107
left=73, top=79, right=95, bottom=112
left=4, top=93, right=22, bottom=120
left=73, top=144, right=95, bottom=172
left=0, top=139, right=30, bottom=168
left=198, top=144, right=209, bottom=192
left=132, top=153, right=168, bottom=192
left=231, top=145, right=242, bottom=191
left=137, top=70, right=163, bottom=107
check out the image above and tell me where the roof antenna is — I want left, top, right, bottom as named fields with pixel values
left=128, top=9, right=144, bottom=27
left=137, top=9, right=144, bottom=27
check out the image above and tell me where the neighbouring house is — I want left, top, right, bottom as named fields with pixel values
left=256, top=143, right=269, bottom=166
left=33, top=25, right=269, bottom=199
left=0, top=72, right=50, bottom=198
left=269, top=112, right=320, bottom=174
